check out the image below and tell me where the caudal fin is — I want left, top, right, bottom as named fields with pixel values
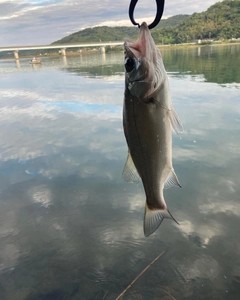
left=144, top=204, right=179, bottom=237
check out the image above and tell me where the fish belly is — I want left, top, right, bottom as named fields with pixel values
left=123, top=93, right=172, bottom=206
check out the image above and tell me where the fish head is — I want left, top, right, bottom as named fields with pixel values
left=124, top=22, right=164, bottom=99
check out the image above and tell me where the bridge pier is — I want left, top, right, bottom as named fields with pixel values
left=14, top=50, right=19, bottom=60
left=61, top=48, right=66, bottom=56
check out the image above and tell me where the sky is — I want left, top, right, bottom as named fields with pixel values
left=0, top=0, right=222, bottom=46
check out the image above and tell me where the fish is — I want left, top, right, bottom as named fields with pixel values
left=122, top=22, right=183, bottom=237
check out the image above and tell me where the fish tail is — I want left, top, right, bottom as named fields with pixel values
left=144, top=203, right=179, bottom=237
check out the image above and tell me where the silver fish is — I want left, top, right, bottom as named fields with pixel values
left=122, top=22, right=183, bottom=237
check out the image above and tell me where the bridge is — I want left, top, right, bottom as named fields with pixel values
left=0, top=42, right=124, bottom=60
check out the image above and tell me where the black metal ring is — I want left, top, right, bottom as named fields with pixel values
left=128, top=0, right=165, bottom=30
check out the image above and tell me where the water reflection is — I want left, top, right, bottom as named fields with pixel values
left=161, top=44, right=240, bottom=84
left=3, top=44, right=240, bottom=85
left=0, top=45, right=239, bottom=299
left=62, top=55, right=67, bottom=66
left=15, top=60, right=21, bottom=70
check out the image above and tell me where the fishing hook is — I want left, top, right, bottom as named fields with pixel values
left=129, top=0, right=165, bottom=29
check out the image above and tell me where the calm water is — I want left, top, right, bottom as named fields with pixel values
left=0, top=44, right=240, bottom=300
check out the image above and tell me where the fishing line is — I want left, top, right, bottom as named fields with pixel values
left=128, top=0, right=165, bottom=29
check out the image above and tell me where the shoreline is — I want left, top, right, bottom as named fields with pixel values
left=0, top=49, right=100, bottom=60
left=157, top=41, right=240, bottom=49
left=0, top=41, right=240, bottom=60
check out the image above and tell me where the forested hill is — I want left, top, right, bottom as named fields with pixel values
left=156, top=14, right=189, bottom=28
left=52, top=15, right=189, bottom=44
left=52, top=0, right=240, bottom=45
left=53, top=26, right=138, bottom=44
left=151, top=0, right=240, bottom=44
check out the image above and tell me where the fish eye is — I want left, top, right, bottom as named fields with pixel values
left=125, top=58, right=135, bottom=73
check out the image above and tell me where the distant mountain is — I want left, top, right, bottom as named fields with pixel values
left=52, top=0, right=240, bottom=45
left=52, top=27, right=138, bottom=44
left=51, top=14, right=189, bottom=44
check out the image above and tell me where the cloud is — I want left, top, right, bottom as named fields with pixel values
left=0, top=0, right=222, bottom=46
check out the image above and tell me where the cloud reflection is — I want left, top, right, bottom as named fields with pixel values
left=0, top=52, right=239, bottom=298
left=199, top=201, right=240, bottom=217
left=31, top=185, right=53, bottom=208
left=177, top=219, right=224, bottom=247
left=0, top=243, right=19, bottom=272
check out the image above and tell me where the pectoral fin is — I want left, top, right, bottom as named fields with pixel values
left=122, top=151, right=141, bottom=183
left=169, top=107, right=184, bottom=136
left=164, top=169, right=182, bottom=189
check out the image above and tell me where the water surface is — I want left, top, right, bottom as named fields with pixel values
left=0, top=45, right=240, bottom=299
